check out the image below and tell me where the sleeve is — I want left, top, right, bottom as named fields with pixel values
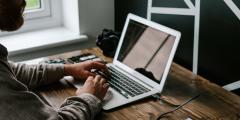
left=8, top=61, right=65, bottom=89
left=57, top=93, right=102, bottom=120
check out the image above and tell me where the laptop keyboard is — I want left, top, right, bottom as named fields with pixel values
left=108, top=66, right=151, bottom=99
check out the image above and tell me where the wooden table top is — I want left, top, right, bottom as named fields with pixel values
left=31, top=48, right=240, bottom=120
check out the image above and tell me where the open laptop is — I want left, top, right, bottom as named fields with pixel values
left=70, top=13, right=181, bottom=110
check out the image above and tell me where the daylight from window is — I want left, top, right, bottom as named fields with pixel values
left=26, top=0, right=41, bottom=10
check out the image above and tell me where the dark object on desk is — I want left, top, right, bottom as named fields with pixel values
left=67, top=53, right=99, bottom=63
left=42, top=58, right=66, bottom=64
left=96, top=29, right=121, bottom=58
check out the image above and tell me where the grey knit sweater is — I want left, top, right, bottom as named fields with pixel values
left=0, top=44, right=102, bottom=120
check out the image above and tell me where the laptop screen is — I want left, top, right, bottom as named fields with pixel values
left=117, top=20, right=176, bottom=83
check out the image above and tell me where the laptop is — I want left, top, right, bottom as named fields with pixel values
left=70, top=13, right=181, bottom=110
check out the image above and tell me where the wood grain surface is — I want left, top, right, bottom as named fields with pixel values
left=35, top=48, right=240, bottom=120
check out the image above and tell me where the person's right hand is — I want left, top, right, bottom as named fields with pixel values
left=76, top=75, right=109, bottom=100
left=64, top=61, right=109, bottom=80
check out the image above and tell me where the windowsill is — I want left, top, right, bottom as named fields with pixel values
left=0, top=27, right=88, bottom=56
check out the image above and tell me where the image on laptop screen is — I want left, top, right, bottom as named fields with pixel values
left=117, top=20, right=176, bottom=83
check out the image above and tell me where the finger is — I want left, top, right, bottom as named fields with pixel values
left=93, top=75, right=102, bottom=83
left=88, top=61, right=106, bottom=69
left=89, top=61, right=110, bottom=76
left=99, top=69, right=110, bottom=78
left=100, top=78, right=106, bottom=84
left=86, top=76, right=94, bottom=81
left=103, top=83, right=110, bottom=89
left=89, top=62, right=109, bottom=73
left=91, top=59, right=104, bottom=63
left=102, top=84, right=110, bottom=97
left=83, top=71, right=96, bottom=78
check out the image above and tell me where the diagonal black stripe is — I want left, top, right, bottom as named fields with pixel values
left=191, top=0, right=195, bottom=6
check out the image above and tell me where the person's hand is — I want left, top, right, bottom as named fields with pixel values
left=76, top=75, right=109, bottom=100
left=64, top=61, right=108, bottom=80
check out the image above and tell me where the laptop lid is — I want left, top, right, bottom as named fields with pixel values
left=113, top=14, right=181, bottom=92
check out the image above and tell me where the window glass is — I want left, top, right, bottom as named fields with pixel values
left=26, top=0, right=41, bottom=10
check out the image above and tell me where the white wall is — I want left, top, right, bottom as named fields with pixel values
left=79, top=0, right=115, bottom=39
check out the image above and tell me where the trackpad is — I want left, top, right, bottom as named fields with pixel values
left=103, top=90, right=113, bottom=102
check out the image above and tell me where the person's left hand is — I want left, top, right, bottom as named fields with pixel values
left=64, top=61, right=108, bottom=80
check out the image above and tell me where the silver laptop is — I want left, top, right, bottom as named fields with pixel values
left=70, top=13, right=181, bottom=110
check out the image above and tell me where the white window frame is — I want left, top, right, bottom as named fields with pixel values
left=24, top=0, right=51, bottom=20
left=0, top=0, right=115, bottom=58
left=0, top=0, right=86, bottom=56
left=0, top=0, right=62, bottom=36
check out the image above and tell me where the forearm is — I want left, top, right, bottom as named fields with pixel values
left=9, top=61, right=65, bottom=89
left=58, top=93, right=102, bottom=120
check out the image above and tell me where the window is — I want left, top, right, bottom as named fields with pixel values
left=24, top=0, right=52, bottom=20
left=0, top=0, right=61, bottom=36
left=0, top=0, right=114, bottom=57
left=26, top=0, right=41, bottom=10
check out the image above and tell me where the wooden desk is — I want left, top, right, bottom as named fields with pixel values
left=29, top=48, right=240, bottom=120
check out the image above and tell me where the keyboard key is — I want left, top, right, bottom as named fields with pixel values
left=108, top=66, right=151, bottom=98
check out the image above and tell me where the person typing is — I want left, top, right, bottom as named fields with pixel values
left=0, top=0, right=109, bottom=120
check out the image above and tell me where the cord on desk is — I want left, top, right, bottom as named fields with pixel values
left=152, top=94, right=180, bottom=107
left=156, top=94, right=201, bottom=120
